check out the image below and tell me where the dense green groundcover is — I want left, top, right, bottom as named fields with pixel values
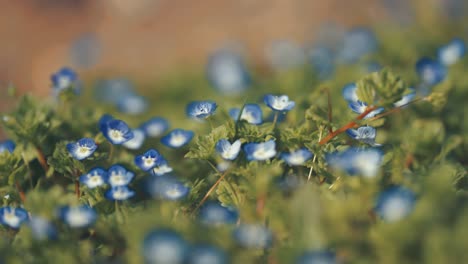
left=1, top=23, right=468, bottom=263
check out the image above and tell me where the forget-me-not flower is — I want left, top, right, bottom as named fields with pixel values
left=233, top=224, right=273, bottom=249
left=0, top=140, right=16, bottom=154
left=348, top=101, right=384, bottom=119
left=0, top=206, right=29, bottom=229
left=187, top=244, right=228, bottom=264
left=215, top=139, right=242, bottom=160
left=198, top=202, right=239, bottom=226
left=58, top=205, right=97, bottom=228
left=79, top=167, right=107, bottom=189
left=66, top=138, right=97, bottom=160
left=146, top=175, right=190, bottom=201
left=122, top=128, right=146, bottom=150
left=105, top=186, right=136, bottom=201
left=342, top=82, right=358, bottom=102
left=135, top=149, right=164, bottom=171
left=150, top=159, right=174, bottom=176
left=229, top=104, right=263, bottom=125
left=394, top=88, right=416, bottom=108
left=416, top=57, right=447, bottom=86
left=346, top=126, right=381, bottom=146
left=264, top=94, right=295, bottom=112
left=243, top=140, right=277, bottom=161
left=186, top=101, right=217, bottom=120
left=326, top=147, right=383, bottom=178
left=143, top=229, right=189, bottom=264
left=281, top=148, right=314, bottom=166
left=99, top=116, right=134, bottom=145
left=51, top=67, right=79, bottom=95
left=140, top=117, right=169, bottom=137
left=437, top=38, right=465, bottom=66
left=375, top=186, right=416, bottom=222
left=107, top=165, right=135, bottom=187
left=161, top=129, right=194, bottom=148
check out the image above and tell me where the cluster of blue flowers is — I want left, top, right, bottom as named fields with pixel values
left=80, top=165, right=136, bottom=201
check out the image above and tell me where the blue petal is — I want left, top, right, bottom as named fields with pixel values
left=346, top=128, right=359, bottom=139
left=415, top=57, right=447, bottom=86
left=0, top=140, right=16, bottom=154
left=342, top=83, right=358, bottom=102
left=140, top=117, right=169, bottom=137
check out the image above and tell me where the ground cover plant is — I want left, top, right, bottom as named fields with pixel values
left=1, top=21, right=468, bottom=264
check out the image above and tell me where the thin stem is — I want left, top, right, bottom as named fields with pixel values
left=36, top=147, right=49, bottom=172
left=326, top=88, right=333, bottom=133
left=74, top=170, right=81, bottom=199
left=308, top=126, right=324, bottom=182
left=15, top=181, right=25, bottom=203
left=367, top=97, right=426, bottom=122
left=272, top=112, right=279, bottom=127
left=108, top=142, right=114, bottom=161
left=206, top=160, right=220, bottom=175
left=22, top=153, right=34, bottom=188
left=192, top=171, right=229, bottom=214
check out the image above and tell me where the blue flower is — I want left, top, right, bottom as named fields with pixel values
left=187, top=244, right=228, bottom=264
left=105, top=186, right=136, bottom=201
left=206, top=49, right=251, bottom=94
left=296, top=250, right=337, bottom=264
left=437, top=38, right=465, bottom=66
left=229, top=104, right=263, bottom=125
left=150, top=159, right=174, bottom=176
left=186, top=101, right=217, bottom=120
left=233, top=224, right=273, bottom=249
left=51, top=67, right=79, bottom=94
left=266, top=39, right=306, bottom=71
left=140, top=117, right=169, bottom=137
left=94, top=78, right=135, bottom=104
left=415, top=57, right=447, bottom=86
left=215, top=139, right=242, bottom=160
left=326, top=147, right=383, bottom=178
left=375, top=186, right=416, bottom=222
left=264, top=94, right=295, bottom=111
left=0, top=206, right=29, bottom=229
left=117, top=94, right=148, bottom=115
left=281, top=148, right=314, bottom=166
left=348, top=101, right=384, bottom=119
left=243, top=140, right=277, bottom=161
left=79, top=167, right=107, bottom=188
left=142, top=229, right=189, bottom=264
left=122, top=128, right=146, bottom=150
left=342, top=83, right=358, bottom=102
left=146, top=175, right=190, bottom=201
left=66, top=138, right=97, bottom=160
left=107, top=165, right=135, bottom=187
left=161, top=129, right=194, bottom=148
left=394, top=88, right=416, bottom=107
left=0, top=140, right=16, bottom=154
left=135, top=149, right=164, bottom=171
left=100, top=117, right=134, bottom=145
left=308, top=45, right=335, bottom=80
left=346, top=126, right=381, bottom=146
left=58, top=205, right=97, bottom=228
left=198, top=202, right=239, bottom=226
left=28, top=216, right=57, bottom=240
left=338, top=27, right=378, bottom=64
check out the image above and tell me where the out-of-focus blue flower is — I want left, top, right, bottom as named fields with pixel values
left=233, top=224, right=273, bottom=249
left=123, top=128, right=146, bottom=150
left=186, top=101, right=217, bottom=120
left=147, top=175, right=190, bottom=201
left=342, top=83, right=358, bottom=102
left=394, top=88, right=416, bottom=107
left=229, top=104, right=263, bottom=125
left=296, top=250, right=337, bottom=264
left=309, top=45, right=335, bottom=79
left=276, top=174, right=302, bottom=192
left=264, top=94, right=295, bottom=112
left=215, top=139, right=242, bottom=161
left=29, top=216, right=57, bottom=240
left=366, top=61, right=382, bottom=73
left=58, top=205, right=97, bottom=228
left=117, top=94, right=149, bottom=115
left=346, top=126, right=381, bottom=146
left=187, top=244, right=228, bottom=264
left=0, top=207, right=28, bottom=229
left=69, top=32, right=101, bottom=69
left=150, top=159, right=174, bottom=176
left=94, top=78, right=135, bottom=104
left=326, top=147, right=383, bottom=178
left=281, top=148, right=314, bottom=166
left=107, top=165, right=135, bottom=187
left=141, top=117, right=169, bottom=138
left=348, top=101, right=384, bottom=119
left=105, top=186, right=136, bottom=201
left=100, top=117, right=134, bottom=145
left=198, top=202, right=239, bottom=226
left=266, top=40, right=306, bottom=71
left=135, top=149, right=164, bottom=171
left=142, top=229, right=189, bottom=264
left=161, top=129, right=194, bottom=148
left=338, top=27, right=378, bottom=64
left=51, top=67, right=80, bottom=95
left=416, top=57, right=447, bottom=86
left=437, top=38, right=465, bottom=66
left=79, top=167, right=107, bottom=189
left=375, top=186, right=416, bottom=222
left=66, top=138, right=97, bottom=160
left=207, top=49, right=251, bottom=95
left=0, top=140, right=15, bottom=154
left=243, top=140, right=277, bottom=161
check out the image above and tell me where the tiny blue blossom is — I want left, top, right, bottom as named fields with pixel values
left=51, top=67, right=79, bottom=95
left=308, top=45, right=335, bottom=80
left=207, top=49, right=251, bottom=94
left=66, top=138, right=97, bottom=160
left=215, top=139, right=242, bottom=160
left=186, top=101, right=217, bottom=119
left=94, top=78, right=135, bottom=104
left=281, top=148, right=314, bottom=166
left=342, top=83, right=358, bottom=102
left=264, top=94, right=295, bottom=112
left=326, top=147, right=383, bottom=178
left=29, top=216, right=57, bottom=241
left=375, top=186, right=416, bottom=222
left=58, top=205, right=97, bottom=228
left=188, top=244, right=228, bottom=264
left=437, top=38, right=465, bottom=66
left=140, top=117, right=169, bottom=137
left=338, top=27, right=378, bottom=64
left=117, top=94, right=148, bottom=115
left=346, top=126, right=381, bottom=146
left=198, top=202, right=239, bottom=226
left=233, top=224, right=273, bottom=249
left=100, top=117, right=134, bottom=145
left=135, top=149, right=164, bottom=171
left=79, top=167, right=107, bottom=189
left=416, top=57, right=447, bottom=86
left=107, top=165, right=135, bottom=187
left=394, top=88, right=416, bottom=107
left=105, top=186, right=136, bottom=201
left=229, top=104, right=263, bottom=125
left=296, top=250, right=337, bottom=264
left=146, top=175, right=190, bottom=201
left=150, top=159, right=174, bottom=176
left=161, top=129, right=194, bottom=148
left=143, top=229, right=189, bottom=264
left=244, top=140, right=277, bottom=161
left=0, top=206, right=29, bottom=229
left=266, top=39, right=306, bottom=71
left=0, top=140, right=16, bottom=154
left=122, top=128, right=146, bottom=150
left=348, top=101, right=384, bottom=119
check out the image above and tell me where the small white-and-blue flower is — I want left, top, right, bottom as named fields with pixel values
left=150, top=159, right=174, bottom=176
left=58, top=205, right=97, bottom=228
left=0, top=206, right=29, bottom=229
left=51, top=67, right=79, bottom=94
left=117, top=94, right=148, bottom=115
left=105, top=186, right=136, bottom=201
left=135, top=149, right=164, bottom=171
left=264, top=94, right=295, bottom=111
left=140, top=117, right=169, bottom=137
left=281, top=148, right=314, bottom=166
left=415, top=57, right=447, bottom=86
left=188, top=244, right=228, bottom=264
left=198, top=201, right=239, bottom=226
left=346, top=126, right=381, bottom=146
left=348, top=101, right=384, bottom=119
left=161, top=129, right=194, bottom=148
left=146, top=175, right=190, bottom=201
left=215, top=139, right=242, bottom=160
left=233, top=224, right=273, bottom=249
left=66, top=138, right=97, bottom=160
left=326, top=147, right=383, bottom=178
left=394, top=88, right=416, bottom=108
left=243, top=140, right=277, bottom=161
left=99, top=117, right=134, bottom=145
left=186, top=101, right=217, bottom=119
left=375, top=186, right=416, bottom=222
left=79, top=167, right=107, bottom=188
left=229, top=104, right=263, bottom=125
left=143, top=229, right=189, bottom=264
left=107, top=165, right=135, bottom=187
left=437, top=38, right=465, bottom=66
left=122, top=128, right=146, bottom=150
left=0, top=139, right=16, bottom=154
left=342, top=82, right=358, bottom=102
left=28, top=216, right=57, bottom=240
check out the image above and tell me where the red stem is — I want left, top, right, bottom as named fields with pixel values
left=15, top=181, right=25, bottom=203
left=36, top=147, right=49, bottom=172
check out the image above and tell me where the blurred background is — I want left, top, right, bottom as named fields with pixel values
left=0, top=0, right=465, bottom=101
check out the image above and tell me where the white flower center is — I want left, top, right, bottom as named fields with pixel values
left=109, top=130, right=123, bottom=142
